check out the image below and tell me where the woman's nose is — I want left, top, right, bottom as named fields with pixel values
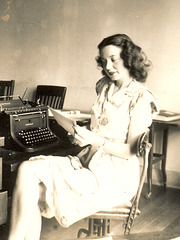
left=105, top=59, right=113, bottom=70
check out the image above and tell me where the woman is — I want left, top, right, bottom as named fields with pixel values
left=8, top=34, right=158, bottom=240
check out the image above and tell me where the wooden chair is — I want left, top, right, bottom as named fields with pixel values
left=35, top=85, right=67, bottom=109
left=77, top=130, right=151, bottom=238
left=0, top=80, right=15, bottom=99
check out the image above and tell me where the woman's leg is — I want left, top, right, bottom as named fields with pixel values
left=8, top=160, right=44, bottom=240
left=24, top=203, right=42, bottom=240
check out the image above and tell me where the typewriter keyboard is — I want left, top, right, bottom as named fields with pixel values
left=17, top=127, right=57, bottom=146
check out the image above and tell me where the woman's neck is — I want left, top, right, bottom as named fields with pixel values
left=114, top=78, right=133, bottom=90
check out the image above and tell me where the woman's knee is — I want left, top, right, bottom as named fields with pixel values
left=18, top=161, right=31, bottom=175
left=16, top=160, right=37, bottom=184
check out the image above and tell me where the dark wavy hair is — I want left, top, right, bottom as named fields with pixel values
left=96, top=34, right=152, bottom=82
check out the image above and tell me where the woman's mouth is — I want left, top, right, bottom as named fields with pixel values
left=108, top=71, right=119, bottom=79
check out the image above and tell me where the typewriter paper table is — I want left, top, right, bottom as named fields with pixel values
left=147, top=118, right=180, bottom=199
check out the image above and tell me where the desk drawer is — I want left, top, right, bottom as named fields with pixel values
left=0, top=190, right=8, bottom=225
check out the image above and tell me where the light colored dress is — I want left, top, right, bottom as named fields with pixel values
left=30, top=79, right=158, bottom=228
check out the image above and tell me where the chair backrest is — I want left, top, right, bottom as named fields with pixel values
left=135, top=129, right=151, bottom=207
left=124, top=129, right=151, bottom=233
left=35, top=85, right=67, bottom=109
left=104, top=130, right=151, bottom=215
left=0, top=80, right=15, bottom=99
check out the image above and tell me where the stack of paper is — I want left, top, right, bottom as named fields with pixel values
left=153, top=110, right=180, bottom=122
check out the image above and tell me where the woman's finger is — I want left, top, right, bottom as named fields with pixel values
left=74, top=133, right=89, bottom=147
left=74, top=126, right=91, bottom=138
left=74, top=133, right=85, bottom=143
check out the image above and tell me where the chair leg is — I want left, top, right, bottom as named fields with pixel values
left=93, top=219, right=103, bottom=236
left=107, top=219, right=111, bottom=234
left=77, top=228, right=89, bottom=238
left=77, top=219, right=93, bottom=238
left=124, top=206, right=136, bottom=235
left=94, top=219, right=110, bottom=236
left=77, top=218, right=111, bottom=238
left=102, top=219, right=109, bottom=236
left=93, top=219, right=99, bottom=236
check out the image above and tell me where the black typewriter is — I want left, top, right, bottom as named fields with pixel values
left=0, top=98, right=61, bottom=152
left=17, top=127, right=56, bottom=147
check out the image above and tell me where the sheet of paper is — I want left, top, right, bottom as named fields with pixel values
left=48, top=109, right=91, bottom=120
left=48, top=107, right=77, bottom=135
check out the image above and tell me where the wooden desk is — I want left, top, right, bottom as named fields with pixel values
left=147, top=119, right=180, bottom=199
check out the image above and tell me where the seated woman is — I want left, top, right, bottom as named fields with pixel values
left=8, top=33, right=158, bottom=240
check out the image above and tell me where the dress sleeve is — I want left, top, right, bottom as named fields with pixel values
left=146, top=89, right=159, bottom=116
left=128, top=88, right=159, bottom=136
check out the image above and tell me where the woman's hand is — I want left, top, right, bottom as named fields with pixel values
left=73, top=125, right=103, bottom=147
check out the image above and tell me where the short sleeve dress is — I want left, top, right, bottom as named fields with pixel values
left=31, top=79, right=158, bottom=228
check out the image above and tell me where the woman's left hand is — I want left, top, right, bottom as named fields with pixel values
left=73, top=125, right=103, bottom=147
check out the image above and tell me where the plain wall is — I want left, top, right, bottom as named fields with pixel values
left=0, top=0, right=180, bottom=187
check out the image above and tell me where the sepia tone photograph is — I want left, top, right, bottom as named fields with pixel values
left=0, top=0, right=180, bottom=239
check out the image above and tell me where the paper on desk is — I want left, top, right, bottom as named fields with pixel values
left=48, top=109, right=91, bottom=120
left=153, top=110, right=180, bottom=122
left=48, top=107, right=77, bottom=136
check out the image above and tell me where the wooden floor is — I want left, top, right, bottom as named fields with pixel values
left=1, top=184, right=180, bottom=240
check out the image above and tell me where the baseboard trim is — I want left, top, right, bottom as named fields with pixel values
left=139, top=164, right=180, bottom=190
left=149, top=168, right=180, bottom=190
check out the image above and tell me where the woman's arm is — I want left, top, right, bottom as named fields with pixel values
left=73, top=125, right=132, bottom=159
left=73, top=98, right=153, bottom=159
left=126, top=97, right=153, bottom=154
left=97, top=99, right=152, bottom=158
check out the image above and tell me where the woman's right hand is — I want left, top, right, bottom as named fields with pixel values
left=67, top=133, right=78, bottom=145
left=73, top=125, right=104, bottom=147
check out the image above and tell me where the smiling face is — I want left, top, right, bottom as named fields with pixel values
left=100, top=45, right=132, bottom=86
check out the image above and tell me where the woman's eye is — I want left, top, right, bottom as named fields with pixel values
left=111, top=57, right=119, bottom=62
